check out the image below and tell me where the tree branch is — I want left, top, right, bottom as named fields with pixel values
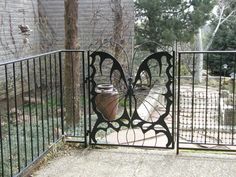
left=205, top=5, right=225, bottom=50
left=220, top=9, right=236, bottom=24
left=205, top=1, right=236, bottom=51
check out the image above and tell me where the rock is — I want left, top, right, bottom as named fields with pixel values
left=23, top=97, right=42, bottom=104
left=9, top=108, right=23, bottom=116
left=221, top=90, right=229, bottom=98
left=54, top=128, right=62, bottom=137
left=56, top=108, right=66, bottom=114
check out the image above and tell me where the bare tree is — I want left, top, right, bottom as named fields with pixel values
left=195, top=28, right=204, bottom=83
left=205, top=0, right=236, bottom=51
left=87, top=0, right=132, bottom=58
left=195, top=0, right=236, bottom=83
left=112, top=0, right=124, bottom=60
left=37, top=1, right=57, bottom=52
left=64, top=0, right=80, bottom=126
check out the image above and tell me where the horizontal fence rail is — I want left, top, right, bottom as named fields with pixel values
left=177, top=51, right=236, bottom=153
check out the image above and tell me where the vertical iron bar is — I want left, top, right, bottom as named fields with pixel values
left=49, top=54, right=55, bottom=142
left=217, top=54, right=222, bottom=144
left=33, top=59, right=40, bottom=156
left=82, top=51, right=87, bottom=147
left=0, top=111, right=4, bottom=177
left=44, top=56, right=50, bottom=145
left=232, top=53, right=236, bottom=145
left=27, top=60, right=34, bottom=161
left=191, top=54, right=196, bottom=143
left=172, top=51, right=175, bottom=148
left=71, top=52, right=76, bottom=136
left=39, top=58, right=45, bottom=151
left=54, top=53, right=59, bottom=139
left=20, top=61, right=27, bottom=166
left=5, top=64, right=13, bottom=176
left=128, top=79, right=132, bottom=117
left=176, top=53, right=181, bottom=154
left=205, top=54, right=209, bottom=144
left=129, top=92, right=132, bottom=117
left=59, top=52, right=64, bottom=135
left=13, top=62, right=21, bottom=172
left=87, top=51, right=92, bottom=145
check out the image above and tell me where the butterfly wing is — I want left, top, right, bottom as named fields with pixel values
left=89, top=51, right=130, bottom=143
left=132, top=51, right=174, bottom=147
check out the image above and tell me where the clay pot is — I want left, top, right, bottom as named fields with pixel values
left=95, top=84, right=119, bottom=121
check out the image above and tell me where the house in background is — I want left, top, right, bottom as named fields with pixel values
left=0, top=0, right=40, bottom=61
left=0, top=0, right=134, bottom=101
left=0, top=0, right=134, bottom=62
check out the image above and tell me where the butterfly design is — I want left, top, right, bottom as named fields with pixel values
left=89, top=51, right=174, bottom=148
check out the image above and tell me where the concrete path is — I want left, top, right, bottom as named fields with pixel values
left=33, top=147, right=236, bottom=177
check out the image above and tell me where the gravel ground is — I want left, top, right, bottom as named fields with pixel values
left=32, top=146, right=236, bottom=177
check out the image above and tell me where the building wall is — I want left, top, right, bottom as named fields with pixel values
left=77, top=0, right=134, bottom=51
left=40, top=0, right=134, bottom=56
left=0, top=0, right=134, bottom=99
left=0, top=0, right=134, bottom=60
left=38, top=0, right=64, bottom=51
left=0, top=0, right=40, bottom=62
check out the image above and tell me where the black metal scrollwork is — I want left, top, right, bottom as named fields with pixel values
left=89, top=51, right=174, bottom=148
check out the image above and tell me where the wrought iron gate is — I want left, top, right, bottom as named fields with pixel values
left=87, top=51, right=175, bottom=149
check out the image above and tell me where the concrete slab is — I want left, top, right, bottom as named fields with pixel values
left=33, top=147, right=236, bottom=177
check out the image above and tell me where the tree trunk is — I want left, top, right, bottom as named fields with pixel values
left=64, top=0, right=80, bottom=127
left=112, top=0, right=124, bottom=60
left=195, top=28, right=203, bottom=83
left=112, top=0, right=125, bottom=87
left=193, top=2, right=236, bottom=84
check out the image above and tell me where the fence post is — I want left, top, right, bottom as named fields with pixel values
left=82, top=51, right=88, bottom=147
left=172, top=50, right=175, bottom=149
left=176, top=52, right=181, bottom=155
left=87, top=51, right=92, bottom=145
left=59, top=51, right=64, bottom=136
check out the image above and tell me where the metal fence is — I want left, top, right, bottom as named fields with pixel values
left=60, top=50, right=87, bottom=142
left=1, top=49, right=236, bottom=176
left=177, top=51, right=236, bottom=153
left=87, top=51, right=175, bottom=149
left=0, top=50, right=86, bottom=177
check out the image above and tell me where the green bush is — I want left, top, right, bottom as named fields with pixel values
left=180, top=64, right=190, bottom=76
